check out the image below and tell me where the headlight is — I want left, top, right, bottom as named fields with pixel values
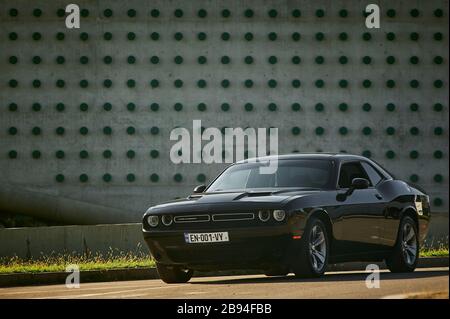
left=161, top=214, right=173, bottom=226
left=273, top=210, right=286, bottom=222
left=147, top=215, right=159, bottom=227
left=258, top=210, right=271, bottom=222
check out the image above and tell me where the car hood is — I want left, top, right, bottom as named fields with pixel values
left=148, top=188, right=320, bottom=212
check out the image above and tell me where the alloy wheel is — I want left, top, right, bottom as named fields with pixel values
left=401, top=222, right=417, bottom=265
left=309, top=224, right=327, bottom=272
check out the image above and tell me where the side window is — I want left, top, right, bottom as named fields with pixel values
left=338, top=162, right=370, bottom=188
left=361, top=162, right=383, bottom=186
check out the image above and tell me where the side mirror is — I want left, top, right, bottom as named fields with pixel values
left=193, top=184, right=206, bottom=193
left=351, top=178, right=370, bottom=190
left=337, top=178, right=370, bottom=201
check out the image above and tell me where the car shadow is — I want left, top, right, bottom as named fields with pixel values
left=190, top=269, right=449, bottom=285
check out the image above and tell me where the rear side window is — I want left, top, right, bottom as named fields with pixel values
left=361, top=162, right=384, bottom=186
left=338, top=162, right=370, bottom=188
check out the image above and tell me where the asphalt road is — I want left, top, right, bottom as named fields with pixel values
left=0, top=267, right=448, bottom=299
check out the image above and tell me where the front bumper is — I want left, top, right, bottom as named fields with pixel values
left=143, top=225, right=299, bottom=270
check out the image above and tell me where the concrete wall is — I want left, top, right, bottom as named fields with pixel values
left=0, top=223, right=148, bottom=259
left=0, top=0, right=448, bottom=224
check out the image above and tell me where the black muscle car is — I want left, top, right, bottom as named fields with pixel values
left=142, top=153, right=430, bottom=283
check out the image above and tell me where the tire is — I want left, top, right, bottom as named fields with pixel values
left=292, top=217, right=329, bottom=278
left=264, top=266, right=289, bottom=277
left=386, top=216, right=419, bottom=273
left=156, top=262, right=193, bottom=283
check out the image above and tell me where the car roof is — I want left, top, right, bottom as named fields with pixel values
left=236, top=152, right=369, bottom=164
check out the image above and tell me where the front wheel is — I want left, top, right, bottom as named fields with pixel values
left=292, top=217, right=329, bottom=278
left=156, top=262, right=193, bottom=283
left=386, top=216, right=419, bottom=273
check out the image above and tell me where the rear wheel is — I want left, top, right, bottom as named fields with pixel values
left=156, top=262, right=193, bottom=283
left=386, top=216, right=419, bottom=273
left=292, top=217, right=329, bottom=278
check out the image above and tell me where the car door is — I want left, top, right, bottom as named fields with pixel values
left=332, top=161, right=386, bottom=256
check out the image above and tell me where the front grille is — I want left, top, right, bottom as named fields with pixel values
left=174, top=215, right=210, bottom=223
left=212, top=213, right=255, bottom=222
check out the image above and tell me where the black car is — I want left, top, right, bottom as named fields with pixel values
left=142, top=153, right=430, bottom=283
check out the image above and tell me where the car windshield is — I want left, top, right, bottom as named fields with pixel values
left=207, top=159, right=333, bottom=192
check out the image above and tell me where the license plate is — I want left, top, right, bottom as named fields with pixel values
left=184, top=232, right=229, bottom=243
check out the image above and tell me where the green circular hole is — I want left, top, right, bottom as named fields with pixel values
left=80, top=32, right=89, bottom=41
left=174, top=32, right=183, bottom=41
left=386, top=32, right=395, bottom=41
left=150, top=150, right=159, bottom=158
left=9, top=103, right=18, bottom=112
left=103, top=103, right=112, bottom=111
left=79, top=103, right=88, bottom=111
left=434, top=9, right=443, bottom=17
left=197, top=79, right=207, bottom=88
left=80, top=56, right=89, bottom=64
left=339, top=32, right=348, bottom=41
left=292, top=127, right=301, bottom=135
left=244, top=32, right=253, bottom=41
left=127, top=56, right=136, bottom=64
left=315, top=32, right=324, bottom=41
left=339, top=56, right=348, bottom=64
left=150, top=79, right=159, bottom=88
left=55, top=174, right=64, bottom=183
left=386, top=80, right=396, bottom=88
left=268, top=79, right=277, bottom=88
left=315, top=79, right=324, bottom=88
left=32, top=127, right=41, bottom=135
left=386, top=9, right=396, bottom=18
left=292, top=32, right=301, bottom=41
left=268, top=32, right=277, bottom=41
left=55, top=127, right=65, bottom=135
left=103, top=173, right=112, bottom=182
left=9, top=79, right=18, bottom=88
left=386, top=103, right=396, bottom=112
left=292, top=56, right=301, bottom=64
left=32, top=103, right=41, bottom=111
left=79, top=127, right=89, bottom=135
left=150, top=103, right=159, bottom=111
left=174, top=56, right=183, bottom=64
left=410, top=103, right=419, bottom=112
left=268, top=56, right=278, bottom=64
left=291, top=103, right=301, bottom=111
left=197, top=32, right=207, bottom=41
left=315, top=127, right=325, bottom=135
left=104, top=32, right=112, bottom=40
left=433, top=103, right=444, bottom=112
left=434, top=174, right=443, bottom=183
left=410, top=56, right=419, bottom=65
left=410, top=174, right=419, bottom=183
left=433, top=150, right=443, bottom=159
left=198, top=9, right=207, bottom=18
left=127, top=32, right=136, bottom=41
left=362, top=32, right=372, bottom=41
left=150, top=56, right=159, bottom=64
left=79, top=174, right=88, bottom=183
left=339, top=80, right=348, bottom=88
left=221, top=32, right=230, bottom=41
left=151, top=9, right=160, bottom=18
left=339, top=9, right=348, bottom=18
left=174, top=173, right=183, bottom=182
left=32, top=56, right=41, bottom=64
left=79, top=150, right=89, bottom=159
left=338, top=103, right=348, bottom=112
left=103, top=126, right=112, bottom=135
left=410, top=9, right=419, bottom=17
left=8, top=127, right=18, bottom=135
left=33, top=8, right=42, bottom=17
left=362, top=127, right=372, bottom=135
left=362, top=56, right=372, bottom=65
left=339, top=127, right=348, bottom=135
left=386, top=127, right=396, bottom=135
left=244, top=56, right=253, bottom=64
left=362, top=150, right=372, bottom=158
left=221, top=79, right=230, bottom=88
left=103, top=9, right=113, bottom=17
left=103, top=79, right=113, bottom=88
left=410, top=32, right=419, bottom=41
left=126, top=173, right=136, bottom=182
left=244, top=103, right=253, bottom=112
left=433, top=198, right=443, bottom=207
left=9, top=8, right=19, bottom=17
left=221, top=56, right=230, bottom=64
left=410, top=80, right=420, bottom=88
left=32, top=79, right=41, bottom=88
left=315, top=56, right=324, bottom=64
left=127, top=79, right=136, bottom=88
left=386, top=56, right=396, bottom=64
left=56, top=103, right=65, bottom=112
left=434, top=32, right=443, bottom=41
left=56, top=32, right=65, bottom=40
left=292, top=79, right=301, bottom=88
left=386, top=150, right=395, bottom=159
left=32, top=150, right=41, bottom=159
left=9, top=32, right=18, bottom=41
left=127, top=126, right=136, bottom=135
left=409, top=150, right=419, bottom=159
left=81, top=9, right=89, bottom=17
left=434, top=80, right=443, bottom=88
left=103, top=56, right=112, bottom=64
left=315, top=103, right=324, bottom=112
left=197, top=103, right=207, bottom=111
left=126, top=150, right=136, bottom=159
left=222, top=9, right=231, bottom=18
left=79, top=79, right=88, bottom=88
left=244, top=9, right=254, bottom=18
left=433, top=56, right=443, bottom=65
left=56, top=79, right=65, bottom=88
left=127, top=9, right=136, bottom=18
left=150, top=173, right=159, bottom=182
left=292, top=9, right=301, bottom=17
left=103, top=150, right=112, bottom=158
left=244, top=79, right=253, bottom=88
left=268, top=103, right=277, bottom=111
left=174, top=103, right=183, bottom=111
left=316, top=9, right=325, bottom=17
left=434, top=127, right=443, bottom=135
left=221, top=103, right=230, bottom=112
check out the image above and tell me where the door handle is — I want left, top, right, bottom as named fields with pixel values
left=375, top=194, right=383, bottom=200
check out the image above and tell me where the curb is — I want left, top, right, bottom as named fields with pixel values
left=0, top=257, right=447, bottom=288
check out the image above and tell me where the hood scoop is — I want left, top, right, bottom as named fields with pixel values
left=233, top=191, right=272, bottom=200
